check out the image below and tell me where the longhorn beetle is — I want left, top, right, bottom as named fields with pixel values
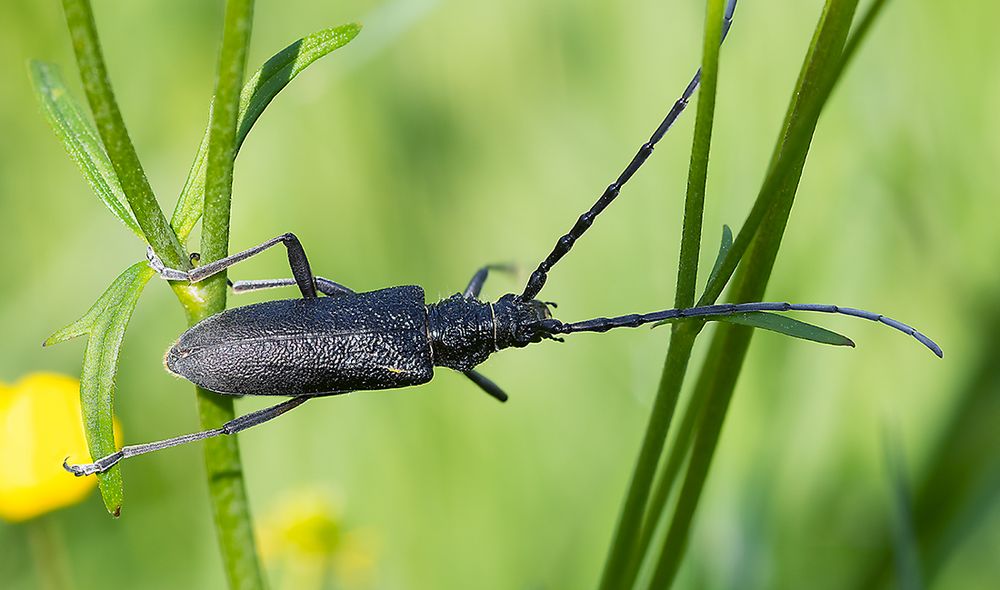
left=65, top=0, right=941, bottom=477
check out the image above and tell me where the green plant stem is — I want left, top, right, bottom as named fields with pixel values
left=188, top=1, right=263, bottom=588
left=675, top=0, right=724, bottom=310
left=597, top=2, right=725, bottom=587
left=620, top=372, right=706, bottom=587
left=598, top=329, right=697, bottom=589
left=60, top=0, right=187, bottom=269
left=26, top=517, right=74, bottom=590
left=646, top=1, right=880, bottom=586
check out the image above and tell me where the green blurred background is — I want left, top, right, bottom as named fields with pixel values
left=1, top=0, right=997, bottom=588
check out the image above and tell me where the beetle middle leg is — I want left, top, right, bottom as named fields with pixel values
left=463, top=264, right=516, bottom=299
left=231, top=277, right=355, bottom=297
left=148, top=232, right=320, bottom=298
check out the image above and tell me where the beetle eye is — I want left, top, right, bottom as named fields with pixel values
left=529, top=300, right=553, bottom=320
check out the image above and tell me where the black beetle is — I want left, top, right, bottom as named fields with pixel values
left=65, top=0, right=940, bottom=477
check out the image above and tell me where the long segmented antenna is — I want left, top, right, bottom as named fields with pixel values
left=521, top=0, right=740, bottom=301
left=545, top=302, right=943, bottom=357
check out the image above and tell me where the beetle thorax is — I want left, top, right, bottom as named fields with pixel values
left=426, top=293, right=556, bottom=372
left=426, top=294, right=497, bottom=372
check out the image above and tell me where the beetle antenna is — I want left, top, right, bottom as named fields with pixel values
left=546, top=301, right=943, bottom=357
left=521, top=0, right=739, bottom=301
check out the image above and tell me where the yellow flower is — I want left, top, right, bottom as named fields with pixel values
left=0, top=373, right=114, bottom=522
left=258, top=488, right=377, bottom=590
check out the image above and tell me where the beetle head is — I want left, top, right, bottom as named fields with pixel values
left=492, top=294, right=562, bottom=348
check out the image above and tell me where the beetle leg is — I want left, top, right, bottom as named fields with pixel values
left=231, top=277, right=355, bottom=298
left=63, top=397, right=313, bottom=476
left=147, top=232, right=319, bottom=298
left=463, top=370, right=509, bottom=402
left=463, top=264, right=517, bottom=299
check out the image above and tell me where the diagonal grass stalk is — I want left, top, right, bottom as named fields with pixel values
left=645, top=1, right=896, bottom=586
left=60, top=0, right=188, bottom=270
left=597, top=1, right=728, bottom=587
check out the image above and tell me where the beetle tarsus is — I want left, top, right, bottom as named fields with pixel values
left=63, top=451, right=123, bottom=477
left=146, top=246, right=191, bottom=281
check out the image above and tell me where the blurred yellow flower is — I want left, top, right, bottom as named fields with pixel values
left=0, top=373, right=114, bottom=522
left=258, top=488, right=377, bottom=590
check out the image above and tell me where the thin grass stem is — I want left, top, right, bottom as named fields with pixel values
left=597, top=1, right=727, bottom=587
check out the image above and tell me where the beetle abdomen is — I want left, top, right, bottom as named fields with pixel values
left=166, top=286, right=434, bottom=396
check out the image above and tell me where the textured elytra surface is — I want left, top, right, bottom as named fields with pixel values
left=167, top=286, right=434, bottom=396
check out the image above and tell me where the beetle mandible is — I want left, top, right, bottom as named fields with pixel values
left=65, top=0, right=941, bottom=477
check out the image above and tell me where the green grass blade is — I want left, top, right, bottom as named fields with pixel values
left=718, top=311, right=855, bottom=347
left=883, top=427, right=925, bottom=590
left=170, top=23, right=361, bottom=241
left=60, top=0, right=187, bottom=268
left=596, top=1, right=727, bottom=588
left=646, top=1, right=876, bottom=586
left=29, top=61, right=143, bottom=240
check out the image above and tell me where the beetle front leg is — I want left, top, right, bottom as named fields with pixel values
left=148, top=232, right=319, bottom=298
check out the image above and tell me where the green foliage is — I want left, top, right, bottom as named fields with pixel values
left=36, top=0, right=358, bottom=583
left=29, top=62, right=142, bottom=240
left=597, top=1, right=911, bottom=588
left=716, top=312, right=855, bottom=347
left=60, top=0, right=187, bottom=269
left=38, top=6, right=358, bottom=521
left=171, top=23, right=361, bottom=242
left=647, top=1, right=871, bottom=587
left=703, top=224, right=733, bottom=297
left=45, top=262, right=154, bottom=514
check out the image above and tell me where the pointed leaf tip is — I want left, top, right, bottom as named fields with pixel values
left=171, top=23, right=364, bottom=240
left=704, top=224, right=734, bottom=297
left=29, top=60, right=144, bottom=240
left=719, top=311, right=856, bottom=347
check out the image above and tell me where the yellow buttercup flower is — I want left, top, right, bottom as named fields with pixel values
left=0, top=373, right=113, bottom=522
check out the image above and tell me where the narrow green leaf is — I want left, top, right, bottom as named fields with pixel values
left=29, top=60, right=143, bottom=240
left=718, top=311, right=855, bottom=346
left=170, top=23, right=362, bottom=241
left=43, top=275, right=122, bottom=346
left=49, top=262, right=154, bottom=515
left=703, top=224, right=733, bottom=297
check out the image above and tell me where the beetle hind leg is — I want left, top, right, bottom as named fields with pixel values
left=63, top=396, right=312, bottom=476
